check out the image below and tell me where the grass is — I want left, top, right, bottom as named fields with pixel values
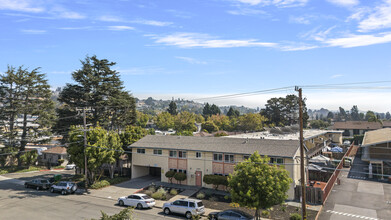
left=52, top=166, right=65, bottom=169
left=0, top=166, right=42, bottom=174
left=89, top=176, right=130, bottom=189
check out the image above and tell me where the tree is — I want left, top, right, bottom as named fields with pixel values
left=165, top=170, right=175, bottom=184
left=327, top=112, right=334, bottom=120
left=227, top=107, right=240, bottom=117
left=202, top=103, right=211, bottom=118
left=167, top=101, right=177, bottom=115
left=120, top=126, right=148, bottom=149
left=174, top=172, right=187, bottom=185
left=174, top=111, right=197, bottom=132
left=201, top=120, right=219, bottom=133
left=386, top=112, right=391, bottom=120
left=238, top=113, right=266, bottom=131
left=228, top=152, right=292, bottom=220
left=91, top=207, right=134, bottom=220
left=309, top=120, right=329, bottom=129
left=55, top=55, right=136, bottom=137
left=106, top=131, right=123, bottom=179
left=365, top=111, right=379, bottom=122
left=203, top=174, right=228, bottom=190
left=0, top=66, right=55, bottom=166
left=350, top=105, right=360, bottom=121
left=339, top=107, right=347, bottom=121
left=156, top=112, right=174, bottom=130
left=20, top=150, right=38, bottom=168
left=136, top=111, right=149, bottom=128
left=210, top=104, right=221, bottom=115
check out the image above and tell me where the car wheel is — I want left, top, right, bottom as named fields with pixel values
left=185, top=212, right=192, bottom=219
left=61, top=190, right=66, bottom=195
left=119, top=200, right=124, bottom=206
left=164, top=208, right=171, bottom=215
left=50, top=188, right=54, bottom=193
left=36, top=186, right=40, bottom=190
left=137, top=203, right=143, bottom=210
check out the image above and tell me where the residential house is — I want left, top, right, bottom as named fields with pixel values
left=361, top=128, right=391, bottom=179
left=332, top=121, right=382, bottom=137
left=41, top=146, right=68, bottom=166
left=130, top=135, right=302, bottom=200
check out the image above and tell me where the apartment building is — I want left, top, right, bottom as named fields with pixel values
left=130, top=135, right=302, bottom=199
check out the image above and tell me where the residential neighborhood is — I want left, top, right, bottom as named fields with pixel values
left=2, top=1, right=391, bottom=220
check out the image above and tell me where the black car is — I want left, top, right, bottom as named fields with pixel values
left=24, top=179, right=52, bottom=190
left=208, top=209, right=254, bottom=220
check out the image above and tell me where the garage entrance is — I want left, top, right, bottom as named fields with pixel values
left=149, top=167, right=161, bottom=177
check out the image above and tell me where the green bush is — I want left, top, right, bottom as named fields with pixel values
left=144, top=190, right=152, bottom=196
left=157, top=187, right=167, bottom=195
left=214, top=132, right=228, bottom=137
left=57, top=159, right=64, bottom=165
left=149, top=186, right=156, bottom=193
left=203, top=175, right=228, bottom=190
left=165, top=170, right=175, bottom=184
left=290, top=213, right=302, bottom=220
left=261, top=210, right=270, bottom=218
left=151, top=191, right=166, bottom=200
left=170, top=189, right=178, bottom=195
left=90, top=180, right=110, bottom=189
left=196, top=192, right=205, bottom=199
left=174, top=172, right=187, bottom=185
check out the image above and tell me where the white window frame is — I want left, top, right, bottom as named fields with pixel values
left=213, top=153, right=223, bottom=162
left=178, top=151, right=187, bottom=159
left=137, top=148, right=145, bottom=154
left=153, top=149, right=162, bottom=155
left=224, top=154, right=234, bottom=163
left=169, top=150, right=177, bottom=158
left=196, top=152, right=202, bottom=159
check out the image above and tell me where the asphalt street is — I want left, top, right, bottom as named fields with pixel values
left=0, top=170, right=193, bottom=220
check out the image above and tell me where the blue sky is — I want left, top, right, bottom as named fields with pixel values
left=1, top=0, right=391, bottom=112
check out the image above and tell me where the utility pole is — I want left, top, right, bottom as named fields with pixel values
left=83, top=108, right=88, bottom=192
left=296, top=86, right=307, bottom=220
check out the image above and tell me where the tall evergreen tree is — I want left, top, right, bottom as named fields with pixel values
left=227, top=107, right=240, bottom=117
left=167, top=101, right=177, bottom=115
left=210, top=104, right=221, bottom=115
left=55, top=55, right=136, bottom=137
left=386, top=112, right=391, bottom=120
left=0, top=66, right=55, bottom=166
left=350, top=105, right=360, bottom=121
left=202, top=103, right=211, bottom=118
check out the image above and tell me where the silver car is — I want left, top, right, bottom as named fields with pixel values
left=163, top=198, right=205, bottom=219
left=118, top=193, right=155, bottom=209
left=50, top=181, right=77, bottom=195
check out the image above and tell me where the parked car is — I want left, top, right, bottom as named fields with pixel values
left=65, top=164, right=76, bottom=170
left=50, top=181, right=77, bottom=195
left=163, top=198, right=205, bottom=219
left=117, top=193, right=155, bottom=209
left=208, top=209, right=254, bottom=220
left=24, top=179, right=52, bottom=190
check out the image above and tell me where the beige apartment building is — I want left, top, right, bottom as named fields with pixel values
left=130, top=135, right=303, bottom=199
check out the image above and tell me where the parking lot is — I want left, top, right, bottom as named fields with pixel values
left=0, top=170, right=193, bottom=220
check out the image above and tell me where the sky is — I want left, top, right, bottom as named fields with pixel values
left=1, top=0, right=391, bottom=112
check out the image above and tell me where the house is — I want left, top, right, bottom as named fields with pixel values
left=332, top=121, right=382, bottom=137
left=130, top=135, right=302, bottom=200
left=361, top=128, right=391, bottom=179
left=41, top=146, right=68, bottom=166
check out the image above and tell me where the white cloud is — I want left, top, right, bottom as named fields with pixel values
left=289, top=16, right=312, bottom=24
left=279, top=44, right=319, bottom=51
left=234, top=0, right=308, bottom=7
left=227, top=8, right=267, bottom=15
left=149, top=32, right=277, bottom=48
left=98, top=15, right=172, bottom=26
left=107, top=26, right=134, bottom=31
left=331, top=74, right=343, bottom=78
left=357, top=0, right=391, bottom=32
left=21, top=29, right=46, bottom=34
left=98, top=15, right=122, bottom=22
left=0, top=0, right=44, bottom=13
left=176, top=56, right=207, bottom=65
left=324, top=32, right=391, bottom=48
left=326, top=0, right=359, bottom=7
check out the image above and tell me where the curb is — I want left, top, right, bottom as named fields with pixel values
left=39, top=168, right=65, bottom=172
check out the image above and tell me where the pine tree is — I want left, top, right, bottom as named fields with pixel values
left=167, top=101, right=177, bottom=115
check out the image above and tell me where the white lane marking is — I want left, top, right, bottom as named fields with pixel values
left=326, top=210, right=381, bottom=220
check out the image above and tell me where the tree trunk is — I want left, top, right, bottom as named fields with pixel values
left=18, top=112, right=28, bottom=167
left=255, top=208, right=260, bottom=220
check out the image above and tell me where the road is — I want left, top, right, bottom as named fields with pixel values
left=0, top=170, right=192, bottom=220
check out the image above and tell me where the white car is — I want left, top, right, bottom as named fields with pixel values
left=118, top=193, right=155, bottom=209
left=163, top=198, right=205, bottom=219
left=65, top=164, right=76, bottom=170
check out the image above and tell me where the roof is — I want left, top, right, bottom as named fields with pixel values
left=362, top=128, right=391, bottom=147
left=332, top=121, right=382, bottom=130
left=42, top=146, right=67, bottom=155
left=382, top=121, right=391, bottom=127
left=225, top=129, right=342, bottom=141
left=130, top=135, right=300, bottom=158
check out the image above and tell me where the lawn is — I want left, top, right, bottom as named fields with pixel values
left=0, top=166, right=42, bottom=175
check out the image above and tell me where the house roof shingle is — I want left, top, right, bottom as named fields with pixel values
left=362, top=128, right=391, bottom=146
left=332, top=121, right=382, bottom=130
left=130, top=135, right=300, bottom=158
left=42, top=146, right=67, bottom=155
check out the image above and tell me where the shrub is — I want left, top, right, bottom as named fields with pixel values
left=157, top=187, right=167, bottom=195
left=191, top=215, right=201, bottom=220
left=149, top=186, right=156, bottom=193
left=214, top=132, right=228, bottom=137
left=281, top=204, right=287, bottom=212
left=203, top=175, right=227, bottom=190
left=90, top=180, right=110, bottom=189
left=261, top=210, right=270, bottom=218
left=209, top=196, right=217, bottom=202
left=170, top=189, right=178, bottom=195
left=144, top=190, right=152, bottom=196
left=290, top=213, right=301, bottom=220
left=174, top=172, right=187, bottom=185
left=196, top=192, right=205, bottom=199
left=165, top=170, right=175, bottom=184
left=151, top=191, right=166, bottom=200
left=57, top=159, right=65, bottom=165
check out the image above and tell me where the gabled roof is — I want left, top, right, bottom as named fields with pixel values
left=130, top=135, right=300, bottom=158
left=362, top=128, right=391, bottom=147
left=42, top=146, right=67, bottom=155
left=332, top=121, right=382, bottom=130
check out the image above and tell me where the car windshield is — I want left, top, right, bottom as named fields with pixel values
left=142, top=195, right=151, bottom=200
left=197, top=202, right=203, bottom=207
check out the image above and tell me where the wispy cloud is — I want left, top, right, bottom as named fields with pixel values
left=227, top=8, right=267, bottom=16
left=324, top=32, right=391, bottom=48
left=97, top=15, right=172, bottom=26
left=357, top=0, right=391, bottom=32
left=331, top=74, right=343, bottom=78
left=234, top=0, right=308, bottom=7
left=58, top=26, right=93, bottom=30
left=165, top=9, right=193, bottom=19
left=326, top=0, right=359, bottom=7
left=107, top=26, right=134, bottom=31
left=0, top=0, right=44, bottom=13
left=50, top=7, right=85, bottom=19
left=149, top=32, right=277, bottom=48
left=21, top=29, right=46, bottom=34
left=289, top=15, right=312, bottom=24
left=176, top=56, right=208, bottom=65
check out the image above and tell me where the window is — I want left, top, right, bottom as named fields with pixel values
left=213, top=153, right=223, bottom=162
left=170, top=168, right=177, bottom=172
left=189, top=202, right=195, bottom=207
left=224, top=154, right=234, bottom=163
left=270, top=157, right=284, bottom=164
left=137, top=148, right=145, bottom=154
left=178, top=169, right=187, bottom=174
left=179, top=201, right=189, bottom=207
left=196, top=152, right=202, bottom=158
left=58, top=155, right=61, bottom=160
left=243, top=155, right=250, bottom=160
left=277, top=158, right=284, bottom=164
left=153, top=149, right=162, bottom=155
left=173, top=201, right=181, bottom=206
left=178, top=151, right=187, bottom=158
left=169, top=151, right=177, bottom=158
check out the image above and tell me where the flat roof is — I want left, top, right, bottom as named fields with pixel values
left=130, top=135, right=300, bottom=158
left=362, top=128, right=391, bottom=147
